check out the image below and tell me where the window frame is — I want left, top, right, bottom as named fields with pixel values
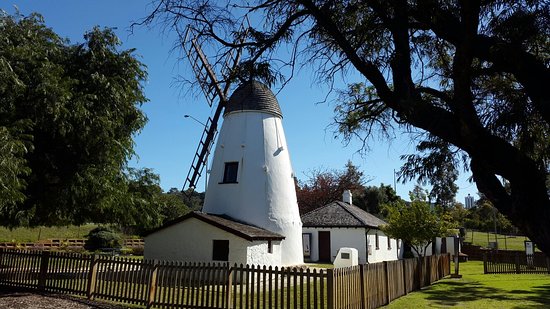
left=221, top=161, right=239, bottom=184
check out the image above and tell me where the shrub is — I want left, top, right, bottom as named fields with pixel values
left=84, top=227, right=122, bottom=252
left=131, top=245, right=144, bottom=256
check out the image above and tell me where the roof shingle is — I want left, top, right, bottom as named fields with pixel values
left=301, top=201, right=387, bottom=228
left=146, top=211, right=285, bottom=241
left=224, top=81, right=282, bottom=117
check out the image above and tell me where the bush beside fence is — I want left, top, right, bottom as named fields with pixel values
left=0, top=248, right=450, bottom=309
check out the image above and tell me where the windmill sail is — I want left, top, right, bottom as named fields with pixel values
left=182, top=27, right=243, bottom=191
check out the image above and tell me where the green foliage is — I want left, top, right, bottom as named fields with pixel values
left=168, top=187, right=204, bottom=212
left=381, top=195, right=453, bottom=257
left=464, top=196, right=514, bottom=234
left=0, top=11, right=148, bottom=227
left=84, top=226, right=122, bottom=251
left=0, top=224, right=99, bottom=242
left=353, top=183, right=400, bottom=215
left=399, top=137, right=460, bottom=208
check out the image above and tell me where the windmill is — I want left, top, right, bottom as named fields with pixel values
left=181, top=26, right=244, bottom=191
left=179, top=26, right=304, bottom=266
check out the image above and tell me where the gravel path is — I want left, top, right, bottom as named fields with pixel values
left=0, top=289, right=133, bottom=309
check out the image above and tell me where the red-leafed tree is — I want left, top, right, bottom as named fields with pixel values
left=296, top=161, right=366, bottom=214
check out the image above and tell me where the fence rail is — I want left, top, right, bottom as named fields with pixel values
left=0, top=239, right=144, bottom=250
left=0, top=249, right=450, bottom=309
left=483, top=252, right=550, bottom=274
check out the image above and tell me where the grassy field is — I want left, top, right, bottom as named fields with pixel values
left=0, top=224, right=99, bottom=242
left=384, top=260, right=550, bottom=308
left=465, top=229, right=535, bottom=251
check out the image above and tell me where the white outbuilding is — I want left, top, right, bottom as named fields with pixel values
left=145, top=81, right=303, bottom=266
left=301, top=191, right=402, bottom=264
left=144, top=211, right=284, bottom=265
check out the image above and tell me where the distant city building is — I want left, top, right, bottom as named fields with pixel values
left=465, top=194, right=475, bottom=209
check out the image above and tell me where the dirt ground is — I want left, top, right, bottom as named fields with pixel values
left=0, top=289, right=133, bottom=309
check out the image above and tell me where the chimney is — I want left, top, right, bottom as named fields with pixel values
left=343, top=190, right=353, bottom=205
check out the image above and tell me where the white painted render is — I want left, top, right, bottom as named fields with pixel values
left=302, top=227, right=401, bottom=264
left=144, top=217, right=281, bottom=266
left=203, top=110, right=303, bottom=266
left=416, top=236, right=461, bottom=257
left=366, top=229, right=402, bottom=262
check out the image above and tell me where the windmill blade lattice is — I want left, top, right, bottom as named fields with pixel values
left=182, top=26, right=245, bottom=191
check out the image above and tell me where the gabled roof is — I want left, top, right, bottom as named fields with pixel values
left=301, top=201, right=387, bottom=228
left=145, top=211, right=285, bottom=241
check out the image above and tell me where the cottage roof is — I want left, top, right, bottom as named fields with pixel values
left=145, top=211, right=285, bottom=241
left=301, top=201, right=387, bottom=228
left=224, top=80, right=282, bottom=117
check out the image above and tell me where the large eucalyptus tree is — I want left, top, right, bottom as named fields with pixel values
left=141, top=0, right=550, bottom=253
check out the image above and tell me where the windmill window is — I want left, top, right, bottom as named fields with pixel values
left=387, top=237, right=392, bottom=250
left=375, top=233, right=380, bottom=250
left=222, top=162, right=239, bottom=183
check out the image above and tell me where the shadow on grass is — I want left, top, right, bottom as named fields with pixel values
left=422, top=280, right=550, bottom=308
left=512, top=283, right=550, bottom=308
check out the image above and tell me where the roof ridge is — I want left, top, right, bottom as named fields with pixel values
left=337, top=201, right=369, bottom=225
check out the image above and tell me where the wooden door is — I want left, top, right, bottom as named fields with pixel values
left=318, top=231, right=331, bottom=262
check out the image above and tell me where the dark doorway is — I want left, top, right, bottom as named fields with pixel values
left=318, top=231, right=331, bottom=262
left=441, top=238, right=447, bottom=254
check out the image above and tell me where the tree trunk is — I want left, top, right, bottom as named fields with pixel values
left=472, top=157, right=550, bottom=255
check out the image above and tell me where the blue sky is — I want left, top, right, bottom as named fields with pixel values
left=4, top=0, right=478, bottom=203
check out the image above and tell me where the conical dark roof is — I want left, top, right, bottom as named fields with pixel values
left=224, top=80, right=282, bottom=117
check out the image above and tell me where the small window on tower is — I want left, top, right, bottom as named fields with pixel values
left=222, top=162, right=239, bottom=183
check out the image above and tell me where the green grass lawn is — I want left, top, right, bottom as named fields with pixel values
left=0, top=224, right=99, bottom=242
left=384, top=260, right=550, bottom=308
left=465, top=230, right=539, bottom=251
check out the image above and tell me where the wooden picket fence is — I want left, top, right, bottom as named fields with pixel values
left=483, top=251, right=550, bottom=274
left=0, top=249, right=450, bottom=308
left=330, top=255, right=451, bottom=309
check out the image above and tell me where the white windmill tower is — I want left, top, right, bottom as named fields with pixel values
left=181, top=29, right=303, bottom=266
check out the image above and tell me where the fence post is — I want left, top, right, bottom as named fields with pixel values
left=147, top=260, right=159, bottom=309
left=483, top=253, right=487, bottom=274
left=226, top=264, right=233, bottom=309
left=515, top=253, right=521, bottom=274
left=384, top=261, right=390, bottom=305
left=402, top=259, right=408, bottom=295
left=359, top=264, right=366, bottom=309
left=546, top=257, right=550, bottom=274
left=38, top=251, right=50, bottom=291
left=327, top=269, right=334, bottom=309
left=87, top=254, right=98, bottom=300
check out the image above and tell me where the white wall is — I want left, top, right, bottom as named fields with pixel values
left=411, top=236, right=460, bottom=257
left=302, top=227, right=400, bottom=264
left=246, top=241, right=282, bottom=266
left=144, top=218, right=281, bottom=266
left=366, top=229, right=401, bottom=263
left=203, top=111, right=303, bottom=266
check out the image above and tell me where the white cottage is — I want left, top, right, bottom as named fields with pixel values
left=301, top=191, right=402, bottom=264
left=145, top=81, right=303, bottom=266
left=144, top=212, right=284, bottom=265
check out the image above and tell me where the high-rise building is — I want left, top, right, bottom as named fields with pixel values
left=465, top=194, right=475, bottom=209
